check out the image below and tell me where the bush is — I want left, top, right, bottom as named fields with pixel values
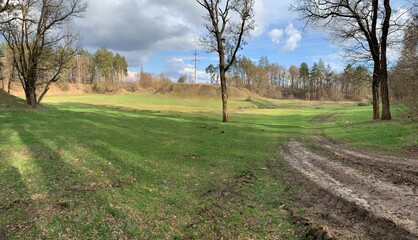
left=357, top=102, right=370, bottom=107
left=92, top=83, right=106, bottom=93
left=57, top=81, right=70, bottom=91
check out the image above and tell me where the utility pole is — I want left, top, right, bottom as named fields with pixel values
left=140, top=64, right=144, bottom=81
left=191, top=50, right=199, bottom=83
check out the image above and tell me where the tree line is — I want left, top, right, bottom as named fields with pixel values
left=60, top=48, right=128, bottom=91
left=0, top=46, right=129, bottom=93
left=206, top=56, right=371, bottom=102
left=389, top=19, right=418, bottom=119
left=197, top=0, right=416, bottom=122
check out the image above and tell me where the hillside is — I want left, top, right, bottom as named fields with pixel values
left=155, top=83, right=259, bottom=99
left=0, top=90, right=30, bottom=109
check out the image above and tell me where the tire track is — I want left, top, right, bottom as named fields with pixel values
left=281, top=140, right=418, bottom=237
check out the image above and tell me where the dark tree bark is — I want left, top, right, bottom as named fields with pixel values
left=380, top=0, right=392, bottom=120
left=372, top=66, right=380, bottom=120
left=196, top=0, right=255, bottom=122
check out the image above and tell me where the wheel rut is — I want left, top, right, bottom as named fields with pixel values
left=281, top=139, right=418, bottom=239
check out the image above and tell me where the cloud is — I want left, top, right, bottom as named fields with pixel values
left=163, top=58, right=211, bottom=83
left=268, top=29, right=284, bottom=44
left=73, top=0, right=303, bottom=72
left=75, top=1, right=198, bottom=52
left=284, top=23, right=302, bottom=51
left=74, top=0, right=203, bottom=69
left=253, top=0, right=294, bottom=36
left=311, top=52, right=345, bottom=72
left=269, top=23, right=302, bottom=51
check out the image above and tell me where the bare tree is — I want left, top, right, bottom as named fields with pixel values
left=0, top=0, right=14, bottom=22
left=196, top=0, right=255, bottom=122
left=1, top=0, right=86, bottom=107
left=390, top=16, right=418, bottom=119
left=292, top=0, right=414, bottom=120
left=289, top=65, right=299, bottom=94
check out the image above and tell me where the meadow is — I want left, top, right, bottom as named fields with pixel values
left=0, top=93, right=416, bottom=239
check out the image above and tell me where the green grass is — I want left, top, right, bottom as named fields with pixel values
left=44, top=93, right=257, bottom=113
left=320, top=106, right=417, bottom=152
left=1, top=93, right=416, bottom=239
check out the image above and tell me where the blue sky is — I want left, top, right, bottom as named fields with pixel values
left=73, top=0, right=409, bottom=82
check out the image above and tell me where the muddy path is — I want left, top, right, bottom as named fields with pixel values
left=280, top=139, right=418, bottom=239
left=313, top=137, right=418, bottom=186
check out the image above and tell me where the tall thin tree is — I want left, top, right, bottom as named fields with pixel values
left=196, top=0, right=255, bottom=122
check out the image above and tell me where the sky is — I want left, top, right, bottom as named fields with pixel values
left=73, top=0, right=409, bottom=82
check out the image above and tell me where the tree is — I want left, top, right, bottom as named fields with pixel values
left=0, top=1, right=14, bottom=23
left=289, top=65, right=299, bottom=93
left=341, top=64, right=355, bottom=97
left=94, top=47, right=114, bottom=83
left=113, top=53, right=128, bottom=83
left=390, top=17, right=418, bottom=119
left=255, top=56, right=269, bottom=94
left=205, top=64, right=218, bottom=84
left=299, top=62, right=309, bottom=99
left=1, top=0, right=86, bottom=107
left=292, top=0, right=404, bottom=120
left=178, top=74, right=187, bottom=84
left=196, top=0, right=255, bottom=122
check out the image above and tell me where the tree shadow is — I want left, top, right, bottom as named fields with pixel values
left=1, top=101, right=325, bottom=238
left=248, top=99, right=279, bottom=109
left=3, top=109, right=145, bottom=238
left=0, top=128, right=37, bottom=238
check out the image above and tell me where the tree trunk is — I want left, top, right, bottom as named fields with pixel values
left=37, top=80, right=53, bottom=104
left=380, top=73, right=391, bottom=120
left=372, top=66, right=380, bottom=120
left=380, top=0, right=392, bottom=120
left=24, top=78, right=38, bottom=107
left=219, top=66, right=229, bottom=123
left=25, top=87, right=37, bottom=107
left=7, top=78, right=12, bottom=94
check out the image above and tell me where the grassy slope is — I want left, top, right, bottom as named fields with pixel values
left=1, top=93, right=416, bottom=239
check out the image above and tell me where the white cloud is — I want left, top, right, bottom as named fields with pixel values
left=269, top=23, right=302, bottom=51
left=268, top=29, right=284, bottom=44
left=163, top=58, right=211, bottom=83
left=253, top=0, right=294, bottom=36
left=284, top=23, right=302, bottom=51
left=311, top=52, right=345, bottom=72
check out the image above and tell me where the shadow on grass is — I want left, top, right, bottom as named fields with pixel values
left=0, top=164, right=34, bottom=238
left=3, top=112, right=149, bottom=238
left=1, top=102, right=315, bottom=238
left=249, top=99, right=279, bottom=109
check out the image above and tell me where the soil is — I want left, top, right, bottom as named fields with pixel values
left=280, top=139, right=418, bottom=239
left=313, top=137, right=418, bottom=186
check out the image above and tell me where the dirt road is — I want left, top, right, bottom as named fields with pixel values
left=280, top=138, right=418, bottom=239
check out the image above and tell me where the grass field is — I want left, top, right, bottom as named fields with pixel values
left=1, top=93, right=416, bottom=239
